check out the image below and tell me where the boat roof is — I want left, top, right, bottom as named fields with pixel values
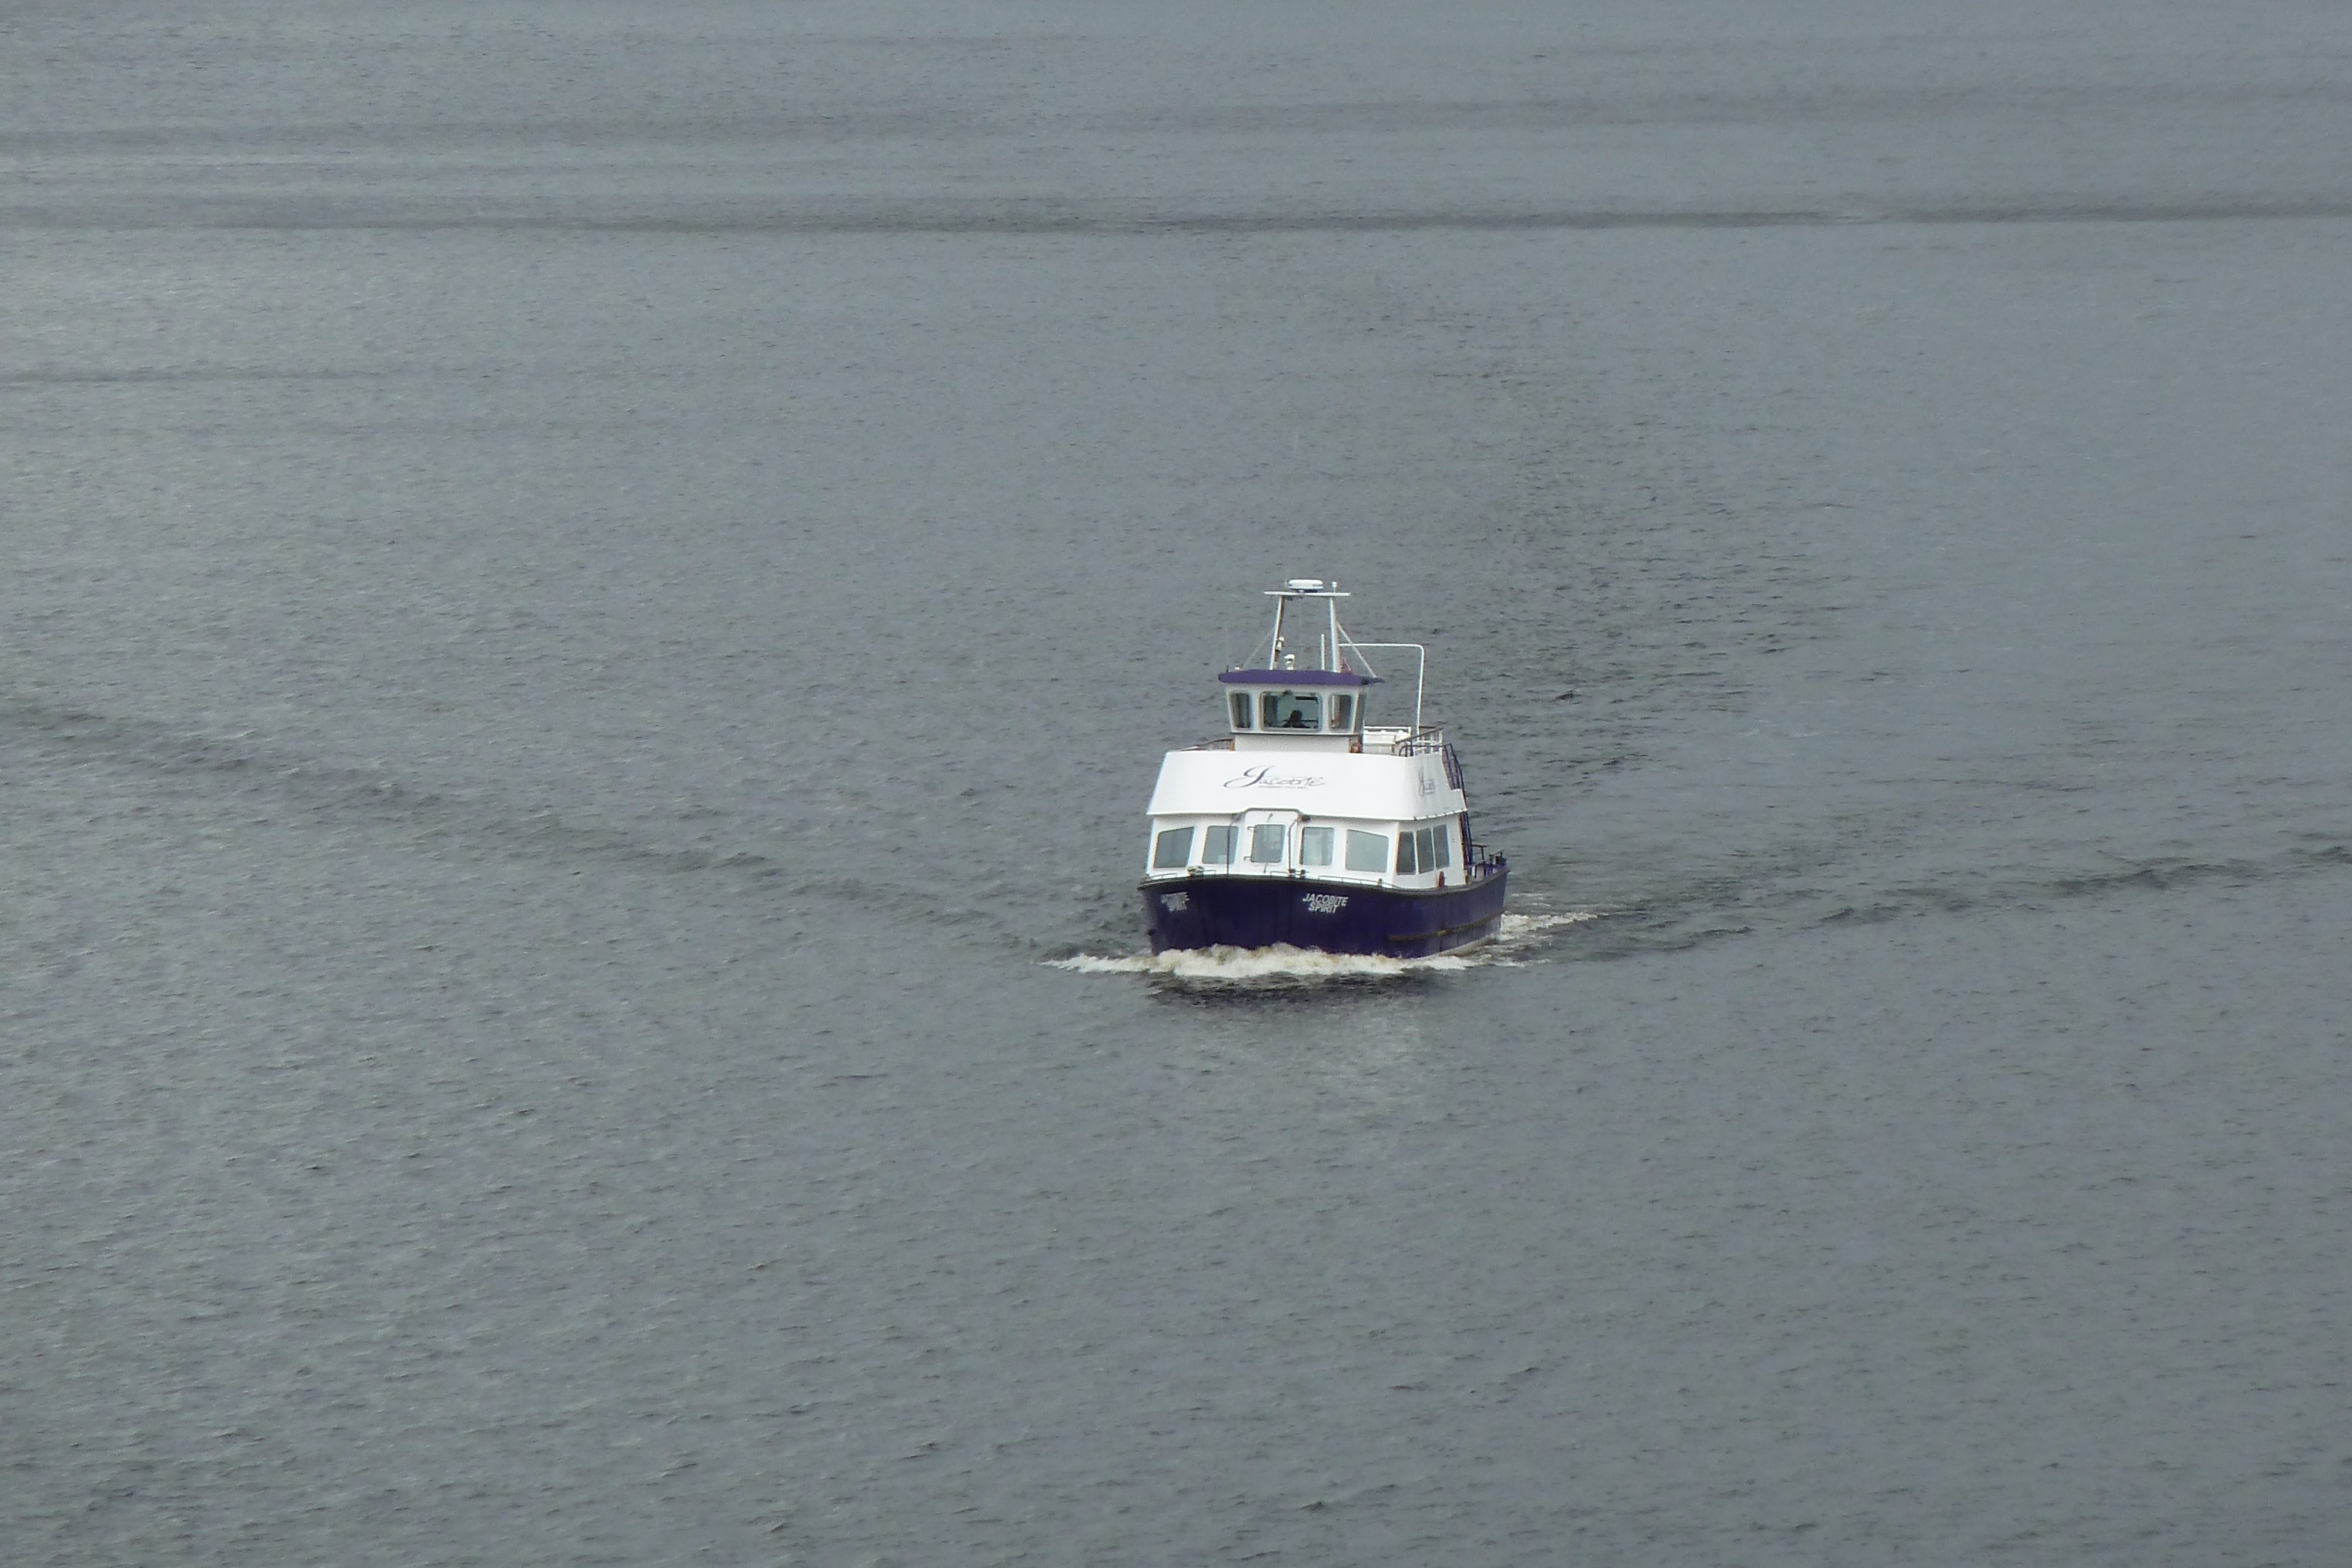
left=1217, top=667, right=1379, bottom=687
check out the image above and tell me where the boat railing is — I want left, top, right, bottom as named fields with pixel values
left=1381, top=725, right=1448, bottom=757
left=1467, top=845, right=1508, bottom=881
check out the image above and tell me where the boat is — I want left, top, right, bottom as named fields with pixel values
left=1139, top=578, right=1508, bottom=957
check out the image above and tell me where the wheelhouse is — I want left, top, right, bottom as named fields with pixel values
left=1220, top=668, right=1372, bottom=751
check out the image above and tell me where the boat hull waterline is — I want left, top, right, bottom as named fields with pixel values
left=1142, top=872, right=1506, bottom=959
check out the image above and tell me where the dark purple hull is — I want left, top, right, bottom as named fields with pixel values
left=1141, top=871, right=1508, bottom=958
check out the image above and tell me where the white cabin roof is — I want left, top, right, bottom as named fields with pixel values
left=1147, top=747, right=1464, bottom=820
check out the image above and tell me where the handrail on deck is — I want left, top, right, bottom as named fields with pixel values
left=1381, top=726, right=1449, bottom=757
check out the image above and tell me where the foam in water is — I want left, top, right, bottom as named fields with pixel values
left=1051, top=911, right=1595, bottom=984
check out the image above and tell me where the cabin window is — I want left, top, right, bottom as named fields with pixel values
left=1261, top=691, right=1320, bottom=731
left=1201, top=825, right=1236, bottom=865
left=1395, top=831, right=1418, bottom=875
left=1248, top=823, right=1286, bottom=864
left=1299, top=825, right=1334, bottom=867
left=1153, top=827, right=1195, bottom=869
left=1330, top=694, right=1354, bottom=730
left=1432, top=823, right=1454, bottom=869
left=1346, top=830, right=1387, bottom=873
left=1229, top=693, right=1253, bottom=730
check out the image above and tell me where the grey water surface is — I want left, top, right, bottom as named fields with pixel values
left=7, top=2, right=2352, bottom=1563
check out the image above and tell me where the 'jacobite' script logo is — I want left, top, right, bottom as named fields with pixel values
left=1222, top=765, right=1327, bottom=790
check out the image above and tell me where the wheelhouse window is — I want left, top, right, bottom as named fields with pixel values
left=1248, top=823, right=1287, bottom=864
left=1431, top=823, right=1453, bottom=869
left=1261, top=690, right=1321, bottom=731
left=1152, top=826, right=1195, bottom=869
left=1201, top=825, right=1236, bottom=865
left=1395, top=830, right=1418, bottom=875
left=1330, top=694, right=1355, bottom=731
left=1298, top=825, right=1334, bottom=867
left=1229, top=693, right=1253, bottom=730
left=1345, top=830, right=1387, bottom=873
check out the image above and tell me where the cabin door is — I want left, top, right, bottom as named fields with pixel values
left=1235, top=808, right=1304, bottom=873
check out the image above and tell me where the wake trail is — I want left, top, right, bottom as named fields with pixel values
left=1050, top=912, right=1596, bottom=987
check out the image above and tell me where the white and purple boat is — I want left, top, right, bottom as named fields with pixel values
left=1140, top=579, right=1508, bottom=958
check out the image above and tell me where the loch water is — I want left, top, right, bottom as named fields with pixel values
left=7, top=4, right=2352, bottom=1563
